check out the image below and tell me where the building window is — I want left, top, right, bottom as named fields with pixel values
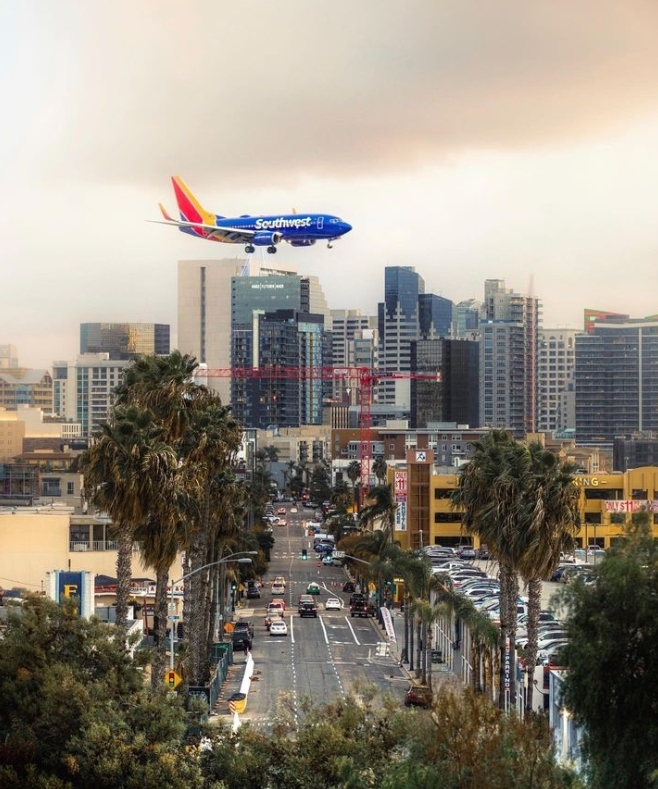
left=67, top=482, right=74, bottom=495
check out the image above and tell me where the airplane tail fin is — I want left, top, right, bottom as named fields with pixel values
left=171, top=176, right=217, bottom=225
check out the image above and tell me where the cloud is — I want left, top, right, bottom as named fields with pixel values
left=5, top=0, right=658, bottom=190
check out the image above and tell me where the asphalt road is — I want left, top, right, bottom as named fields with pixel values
left=224, top=504, right=409, bottom=725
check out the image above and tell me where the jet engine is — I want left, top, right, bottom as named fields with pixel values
left=253, top=231, right=283, bottom=246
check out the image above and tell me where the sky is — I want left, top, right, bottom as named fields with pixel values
left=1, top=1, right=658, bottom=370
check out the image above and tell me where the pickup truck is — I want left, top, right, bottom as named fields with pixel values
left=264, top=600, right=286, bottom=630
left=350, top=600, right=373, bottom=618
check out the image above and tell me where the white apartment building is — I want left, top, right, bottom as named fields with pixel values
left=537, top=328, right=577, bottom=433
left=52, top=354, right=130, bottom=441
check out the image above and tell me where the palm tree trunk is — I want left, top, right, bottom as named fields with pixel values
left=409, top=611, right=415, bottom=671
left=152, top=563, right=170, bottom=692
left=524, top=577, right=542, bottom=716
left=114, top=528, right=133, bottom=636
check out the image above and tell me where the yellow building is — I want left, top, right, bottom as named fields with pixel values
left=0, top=507, right=180, bottom=597
left=393, top=465, right=658, bottom=550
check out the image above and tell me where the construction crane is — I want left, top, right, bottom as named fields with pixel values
left=196, top=365, right=441, bottom=496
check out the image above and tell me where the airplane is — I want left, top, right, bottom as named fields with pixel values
left=150, top=176, right=352, bottom=254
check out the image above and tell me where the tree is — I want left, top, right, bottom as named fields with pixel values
left=452, top=429, right=528, bottom=708
left=514, top=442, right=579, bottom=714
left=0, top=596, right=203, bottom=789
left=346, top=460, right=361, bottom=504
left=372, top=455, right=388, bottom=485
left=81, top=406, right=176, bottom=637
left=561, top=536, right=658, bottom=789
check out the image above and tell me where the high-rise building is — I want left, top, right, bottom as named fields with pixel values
left=80, top=323, right=170, bottom=360
left=52, top=354, right=129, bottom=440
left=575, top=315, right=658, bottom=443
left=232, top=310, right=326, bottom=429
left=330, top=310, right=378, bottom=403
left=0, top=369, right=53, bottom=412
left=178, top=258, right=249, bottom=406
left=0, top=345, right=18, bottom=369
left=230, top=272, right=330, bottom=428
left=537, top=328, right=577, bottom=433
left=454, top=300, right=481, bottom=338
left=479, top=280, right=541, bottom=438
left=410, top=339, right=479, bottom=428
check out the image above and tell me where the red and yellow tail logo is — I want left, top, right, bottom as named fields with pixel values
left=171, top=176, right=215, bottom=235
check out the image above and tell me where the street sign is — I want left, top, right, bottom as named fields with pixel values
left=368, top=582, right=376, bottom=592
left=167, top=614, right=180, bottom=621
left=224, top=622, right=234, bottom=634
left=164, top=669, right=182, bottom=690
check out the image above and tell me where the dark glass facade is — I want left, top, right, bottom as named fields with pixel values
left=576, top=320, right=658, bottom=442
left=410, top=339, right=479, bottom=428
left=80, top=323, right=170, bottom=360
left=418, top=294, right=453, bottom=339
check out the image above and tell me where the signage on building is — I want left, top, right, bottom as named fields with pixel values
left=604, top=500, right=658, bottom=513
left=573, top=477, right=607, bottom=487
left=58, top=571, right=83, bottom=614
left=394, top=471, right=407, bottom=531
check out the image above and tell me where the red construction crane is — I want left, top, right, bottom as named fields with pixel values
left=196, top=365, right=441, bottom=496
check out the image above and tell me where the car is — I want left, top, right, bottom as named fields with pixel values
left=459, top=547, right=477, bottom=560
left=264, top=602, right=286, bottom=629
left=231, top=629, right=252, bottom=651
left=277, top=507, right=286, bottom=515
left=246, top=586, right=261, bottom=599
left=271, top=582, right=286, bottom=595
left=404, top=684, right=433, bottom=708
left=298, top=601, right=318, bottom=617
left=306, top=582, right=321, bottom=595
left=290, top=507, right=298, bottom=513
left=321, top=554, right=334, bottom=565
left=325, top=597, right=342, bottom=611
left=232, top=620, right=255, bottom=638
left=342, top=581, right=356, bottom=593
left=269, top=620, right=288, bottom=636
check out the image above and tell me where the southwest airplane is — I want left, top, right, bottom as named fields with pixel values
left=152, top=176, right=352, bottom=254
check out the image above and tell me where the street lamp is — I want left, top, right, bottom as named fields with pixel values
left=169, top=552, right=256, bottom=670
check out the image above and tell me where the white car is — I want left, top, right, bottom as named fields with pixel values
left=271, top=582, right=286, bottom=595
left=290, top=507, right=298, bottom=513
left=269, top=620, right=288, bottom=637
left=325, top=598, right=342, bottom=611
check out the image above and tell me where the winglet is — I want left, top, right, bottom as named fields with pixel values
left=159, top=202, right=175, bottom=222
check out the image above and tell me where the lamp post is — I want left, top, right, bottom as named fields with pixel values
left=169, top=552, right=256, bottom=670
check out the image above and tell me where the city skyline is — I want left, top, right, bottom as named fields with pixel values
left=2, top=2, right=658, bottom=369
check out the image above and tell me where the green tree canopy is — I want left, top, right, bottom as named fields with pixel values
left=561, top=536, right=658, bottom=789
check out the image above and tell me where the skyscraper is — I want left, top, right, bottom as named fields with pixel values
left=576, top=315, right=658, bottom=443
left=230, top=272, right=330, bottom=428
left=410, top=339, right=479, bottom=428
left=80, top=323, right=170, bottom=360
left=537, top=328, right=577, bottom=433
left=479, top=280, right=540, bottom=438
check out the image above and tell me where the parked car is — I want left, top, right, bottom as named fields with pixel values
left=459, top=547, right=477, bottom=560
left=269, top=620, right=288, bottom=637
left=325, top=597, right=342, bottom=611
left=404, top=684, right=433, bottom=708
left=232, top=620, right=255, bottom=639
left=246, top=586, right=261, bottom=599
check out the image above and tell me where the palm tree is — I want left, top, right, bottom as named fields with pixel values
left=81, top=406, right=176, bottom=638
left=346, top=460, right=361, bottom=505
left=452, top=429, right=528, bottom=709
left=372, top=456, right=388, bottom=485
left=514, top=443, right=579, bottom=714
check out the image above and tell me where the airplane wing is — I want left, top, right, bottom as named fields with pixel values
left=147, top=207, right=256, bottom=243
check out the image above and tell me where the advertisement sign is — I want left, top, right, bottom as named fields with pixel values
left=394, top=500, right=407, bottom=531
left=394, top=471, right=407, bottom=497
left=380, top=606, right=396, bottom=642
left=604, top=500, right=658, bottom=513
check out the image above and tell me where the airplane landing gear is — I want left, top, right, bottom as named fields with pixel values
left=327, top=242, right=333, bottom=249
left=245, top=244, right=255, bottom=254
left=267, top=245, right=277, bottom=254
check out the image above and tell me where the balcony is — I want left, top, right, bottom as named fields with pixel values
left=70, top=540, right=120, bottom=552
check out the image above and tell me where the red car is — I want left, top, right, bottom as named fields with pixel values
left=277, top=507, right=286, bottom=515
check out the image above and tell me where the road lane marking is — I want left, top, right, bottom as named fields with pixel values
left=344, top=616, right=361, bottom=645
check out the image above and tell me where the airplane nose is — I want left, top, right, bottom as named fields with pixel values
left=342, top=222, right=352, bottom=234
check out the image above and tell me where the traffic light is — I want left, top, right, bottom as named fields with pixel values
left=301, top=549, right=307, bottom=560
left=166, top=670, right=177, bottom=689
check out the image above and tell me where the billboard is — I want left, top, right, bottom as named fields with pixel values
left=394, top=471, right=407, bottom=531
left=604, top=500, right=658, bottom=513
